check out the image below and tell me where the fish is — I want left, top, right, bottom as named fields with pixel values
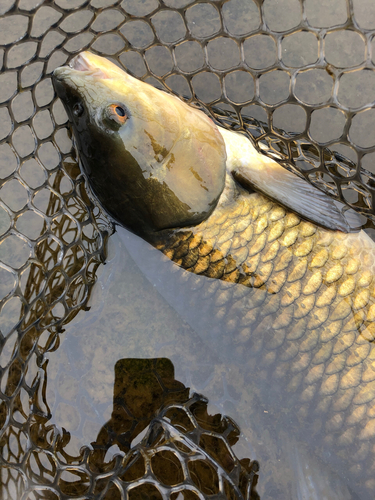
left=53, top=52, right=375, bottom=498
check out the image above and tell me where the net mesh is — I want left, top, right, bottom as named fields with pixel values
left=1, top=0, right=375, bottom=498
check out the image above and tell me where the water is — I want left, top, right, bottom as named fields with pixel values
left=51, top=218, right=375, bottom=500
left=47, top=229, right=280, bottom=496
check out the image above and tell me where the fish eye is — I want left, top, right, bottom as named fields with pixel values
left=103, top=103, right=128, bottom=130
left=115, top=106, right=126, bottom=117
left=73, top=102, right=84, bottom=117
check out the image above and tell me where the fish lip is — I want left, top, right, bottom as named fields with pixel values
left=52, top=54, right=109, bottom=83
left=53, top=65, right=107, bottom=81
left=69, top=53, right=93, bottom=72
left=68, top=52, right=109, bottom=79
left=52, top=66, right=72, bottom=82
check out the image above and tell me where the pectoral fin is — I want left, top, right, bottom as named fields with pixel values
left=233, top=165, right=364, bottom=233
left=219, top=127, right=364, bottom=233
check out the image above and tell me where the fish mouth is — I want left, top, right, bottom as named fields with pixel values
left=53, top=52, right=109, bottom=82
left=52, top=51, right=126, bottom=114
left=69, top=52, right=94, bottom=72
left=68, top=52, right=110, bottom=79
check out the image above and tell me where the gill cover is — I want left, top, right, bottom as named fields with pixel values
left=52, top=52, right=227, bottom=237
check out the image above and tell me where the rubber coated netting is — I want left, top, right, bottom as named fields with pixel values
left=1, top=0, right=375, bottom=498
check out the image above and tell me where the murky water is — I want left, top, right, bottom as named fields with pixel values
left=2, top=0, right=375, bottom=499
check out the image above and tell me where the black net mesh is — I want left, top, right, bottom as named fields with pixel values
left=1, top=0, right=375, bottom=498
left=96, top=391, right=259, bottom=500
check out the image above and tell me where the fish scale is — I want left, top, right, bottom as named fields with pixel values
left=149, top=187, right=375, bottom=490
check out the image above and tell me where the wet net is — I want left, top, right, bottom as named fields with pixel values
left=1, top=0, right=375, bottom=498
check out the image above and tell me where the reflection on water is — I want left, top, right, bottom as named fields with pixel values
left=6, top=348, right=260, bottom=498
left=42, top=234, right=261, bottom=499
left=88, top=357, right=259, bottom=500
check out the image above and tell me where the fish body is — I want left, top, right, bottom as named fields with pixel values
left=53, top=52, right=375, bottom=497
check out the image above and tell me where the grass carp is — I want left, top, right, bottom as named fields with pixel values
left=53, top=52, right=375, bottom=498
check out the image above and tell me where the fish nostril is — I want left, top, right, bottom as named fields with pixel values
left=73, top=102, right=84, bottom=117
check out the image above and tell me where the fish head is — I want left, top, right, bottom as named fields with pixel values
left=53, top=52, right=226, bottom=237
